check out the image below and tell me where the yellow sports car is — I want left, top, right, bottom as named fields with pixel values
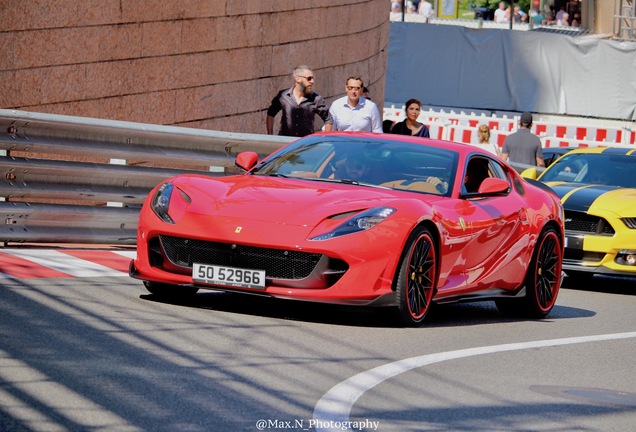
left=524, top=147, right=636, bottom=281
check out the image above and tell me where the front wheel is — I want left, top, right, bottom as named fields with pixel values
left=394, top=226, right=438, bottom=326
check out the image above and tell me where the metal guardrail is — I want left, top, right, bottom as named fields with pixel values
left=0, top=109, right=293, bottom=245
left=0, top=109, right=544, bottom=245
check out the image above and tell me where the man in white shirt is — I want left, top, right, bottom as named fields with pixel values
left=328, top=76, right=383, bottom=133
left=494, top=2, right=508, bottom=23
left=557, top=11, right=569, bottom=26
left=418, top=0, right=433, bottom=19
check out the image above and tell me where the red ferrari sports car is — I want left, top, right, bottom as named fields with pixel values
left=130, top=132, right=564, bottom=325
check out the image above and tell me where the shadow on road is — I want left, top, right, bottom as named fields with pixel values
left=562, top=273, right=636, bottom=294
left=140, top=284, right=596, bottom=329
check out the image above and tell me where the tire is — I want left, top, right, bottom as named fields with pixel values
left=395, top=226, right=437, bottom=326
left=496, top=226, right=562, bottom=318
left=143, top=281, right=198, bottom=299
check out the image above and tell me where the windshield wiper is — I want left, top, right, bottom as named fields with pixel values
left=339, top=178, right=359, bottom=185
left=304, top=177, right=391, bottom=189
left=252, top=172, right=289, bottom=178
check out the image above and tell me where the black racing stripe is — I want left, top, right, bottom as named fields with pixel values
left=550, top=184, right=582, bottom=200
left=562, top=186, right=615, bottom=212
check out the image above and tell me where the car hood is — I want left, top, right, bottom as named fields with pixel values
left=172, top=174, right=417, bottom=225
left=546, top=182, right=636, bottom=215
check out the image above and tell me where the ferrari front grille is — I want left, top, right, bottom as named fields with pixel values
left=157, top=235, right=323, bottom=279
left=565, top=211, right=615, bottom=235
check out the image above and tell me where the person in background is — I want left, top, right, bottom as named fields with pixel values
left=558, top=12, right=569, bottom=26
left=494, top=2, right=508, bottom=23
left=266, top=65, right=332, bottom=137
left=505, top=5, right=512, bottom=22
left=418, top=0, right=433, bottom=20
left=389, top=98, right=430, bottom=137
left=512, top=5, right=521, bottom=23
left=545, top=5, right=557, bottom=25
left=328, top=76, right=383, bottom=132
left=500, top=112, right=545, bottom=167
left=555, top=5, right=566, bottom=23
left=530, top=8, right=545, bottom=26
left=476, top=124, right=500, bottom=157
left=411, top=0, right=421, bottom=14
left=571, top=12, right=581, bottom=27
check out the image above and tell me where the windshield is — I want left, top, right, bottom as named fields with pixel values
left=251, top=136, right=459, bottom=196
left=540, top=152, right=636, bottom=188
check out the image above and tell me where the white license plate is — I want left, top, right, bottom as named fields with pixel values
left=192, top=263, right=266, bottom=289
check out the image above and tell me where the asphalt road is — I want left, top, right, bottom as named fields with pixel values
left=2, top=273, right=635, bottom=432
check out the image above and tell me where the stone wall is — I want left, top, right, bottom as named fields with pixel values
left=0, top=0, right=389, bottom=134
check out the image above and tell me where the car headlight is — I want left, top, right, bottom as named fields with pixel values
left=309, top=207, right=396, bottom=241
left=151, top=182, right=175, bottom=224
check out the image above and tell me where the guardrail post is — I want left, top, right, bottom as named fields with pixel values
left=0, top=149, right=5, bottom=203
left=108, top=158, right=127, bottom=207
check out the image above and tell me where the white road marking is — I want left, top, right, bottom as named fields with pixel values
left=313, top=331, right=636, bottom=432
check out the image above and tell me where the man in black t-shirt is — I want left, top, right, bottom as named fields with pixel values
left=266, top=65, right=333, bottom=137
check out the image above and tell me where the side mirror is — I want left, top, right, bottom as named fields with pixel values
left=520, top=167, right=538, bottom=179
left=477, top=177, right=510, bottom=195
left=235, top=152, right=259, bottom=171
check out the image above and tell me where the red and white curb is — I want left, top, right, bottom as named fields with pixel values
left=0, top=249, right=136, bottom=279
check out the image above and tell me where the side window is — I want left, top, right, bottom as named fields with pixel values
left=463, top=156, right=490, bottom=193
left=487, top=159, right=507, bottom=180
left=463, top=156, right=510, bottom=195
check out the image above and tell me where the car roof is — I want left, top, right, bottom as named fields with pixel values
left=543, top=146, right=579, bottom=153
left=559, top=147, right=636, bottom=156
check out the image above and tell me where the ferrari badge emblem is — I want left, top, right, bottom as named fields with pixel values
left=459, top=217, right=466, bottom=231
left=235, top=226, right=242, bottom=233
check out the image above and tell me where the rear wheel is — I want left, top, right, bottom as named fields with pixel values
left=496, top=226, right=562, bottom=317
left=395, top=226, right=437, bottom=326
left=143, top=281, right=198, bottom=299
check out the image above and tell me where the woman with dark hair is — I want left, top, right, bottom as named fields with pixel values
left=389, top=98, right=430, bottom=138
